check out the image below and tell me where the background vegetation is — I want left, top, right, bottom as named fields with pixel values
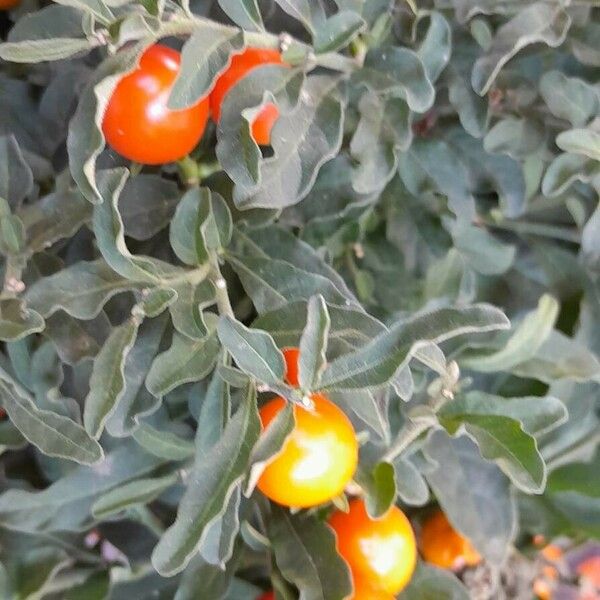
left=0, top=0, right=599, bottom=597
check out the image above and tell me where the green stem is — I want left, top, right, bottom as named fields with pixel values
left=209, top=254, right=235, bottom=319
left=177, top=155, right=200, bottom=187
left=481, top=215, right=581, bottom=244
left=381, top=419, right=431, bottom=463
left=131, top=506, right=166, bottom=538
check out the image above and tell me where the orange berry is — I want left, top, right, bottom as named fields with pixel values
left=329, top=498, right=417, bottom=595
left=257, top=394, right=357, bottom=508
left=420, top=510, right=481, bottom=570
left=282, top=347, right=300, bottom=387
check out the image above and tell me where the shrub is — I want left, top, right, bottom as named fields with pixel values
left=0, top=0, right=598, bottom=598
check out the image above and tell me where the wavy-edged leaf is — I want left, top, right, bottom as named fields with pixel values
left=314, top=10, right=365, bottom=54
left=84, top=318, right=139, bottom=439
left=0, top=441, right=164, bottom=532
left=68, top=42, right=150, bottom=202
left=25, top=259, right=140, bottom=320
left=556, top=128, right=600, bottom=162
left=217, top=317, right=285, bottom=386
left=152, top=387, right=260, bottom=576
left=92, top=473, right=178, bottom=518
left=399, top=562, right=469, bottom=600
left=0, top=369, right=102, bottom=465
left=217, top=0, right=263, bottom=32
left=0, top=299, right=44, bottom=341
left=542, top=152, right=600, bottom=197
left=146, top=331, right=220, bottom=398
left=423, top=431, right=516, bottom=565
left=298, top=295, right=330, bottom=391
left=106, top=315, right=169, bottom=437
left=168, top=25, right=244, bottom=110
left=133, top=422, right=195, bottom=461
left=461, top=294, right=558, bottom=372
left=355, top=461, right=396, bottom=519
left=354, top=46, right=435, bottom=113
left=0, top=135, right=33, bottom=208
left=93, top=169, right=180, bottom=283
left=319, top=304, right=509, bottom=390
left=441, top=412, right=546, bottom=493
left=471, top=2, right=571, bottom=95
left=539, top=71, right=599, bottom=127
left=269, top=507, right=352, bottom=600
left=231, top=75, right=344, bottom=210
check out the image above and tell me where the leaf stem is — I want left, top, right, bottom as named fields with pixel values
left=177, top=155, right=200, bottom=188
left=381, top=418, right=432, bottom=463
left=2, top=256, right=25, bottom=298
left=209, top=253, right=235, bottom=319
left=480, top=214, right=581, bottom=244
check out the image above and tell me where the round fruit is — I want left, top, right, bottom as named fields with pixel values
left=420, top=510, right=481, bottom=570
left=210, top=47, right=284, bottom=145
left=256, top=592, right=274, bottom=600
left=329, top=498, right=417, bottom=595
left=350, top=576, right=396, bottom=600
left=102, top=44, right=209, bottom=165
left=0, top=0, right=20, bottom=9
left=257, top=394, right=358, bottom=508
left=282, top=347, right=300, bottom=387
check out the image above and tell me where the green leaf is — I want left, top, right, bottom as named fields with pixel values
left=93, top=169, right=180, bottom=283
left=269, top=507, right=352, bottom=600
left=0, top=441, right=164, bottom=532
left=83, top=318, right=139, bottom=439
left=0, top=368, right=103, bottom=465
left=25, top=259, right=141, bottom=319
left=0, top=135, right=33, bottom=208
left=447, top=68, right=489, bottom=138
left=21, top=189, right=91, bottom=256
left=423, top=430, right=516, bottom=565
left=314, top=10, right=365, bottom=54
left=217, top=0, right=264, bottom=32
left=350, top=91, right=411, bottom=195
left=556, top=128, right=600, bottom=162
left=547, top=452, right=600, bottom=497
left=461, top=294, right=559, bottom=372
left=152, top=387, right=260, bottom=576
left=133, top=422, right=195, bottom=461
left=168, top=25, right=244, bottom=110
left=0, top=6, right=93, bottom=63
left=539, top=71, right=599, bottom=127
left=53, top=0, right=113, bottom=25
left=216, top=65, right=303, bottom=191
left=92, top=473, right=178, bottom=518
left=0, top=299, right=44, bottom=341
left=471, top=2, right=571, bottom=95
left=230, top=76, right=344, bottom=210
left=354, top=47, right=435, bottom=113
left=104, top=316, right=170, bottom=433
left=246, top=402, right=294, bottom=495
left=398, top=139, right=476, bottom=220
left=146, top=331, right=220, bottom=397
left=541, top=152, right=600, bottom=197
left=298, top=295, right=330, bottom=391
left=416, top=11, right=452, bottom=83
left=217, top=317, right=285, bottom=386
left=68, top=42, right=150, bottom=202
left=119, top=174, right=180, bottom=241
left=399, top=562, right=469, bottom=600
left=483, top=117, right=545, bottom=160
left=393, top=456, right=429, bottom=506
left=272, top=0, right=324, bottom=33
left=441, top=392, right=567, bottom=436
left=319, top=304, right=509, bottom=390
left=452, top=222, right=516, bottom=275
left=441, top=411, right=547, bottom=493
left=227, top=254, right=353, bottom=314
left=355, top=461, right=396, bottom=518
left=169, top=279, right=213, bottom=340
left=175, top=550, right=242, bottom=600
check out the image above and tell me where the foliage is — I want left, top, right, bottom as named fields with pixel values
left=0, top=0, right=599, bottom=598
